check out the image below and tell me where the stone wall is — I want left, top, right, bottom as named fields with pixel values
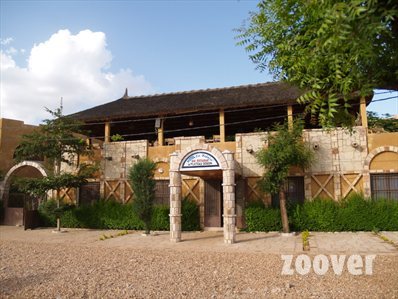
left=174, top=136, right=205, bottom=152
left=235, top=132, right=268, bottom=177
left=102, top=140, right=148, bottom=180
left=304, top=127, right=368, bottom=173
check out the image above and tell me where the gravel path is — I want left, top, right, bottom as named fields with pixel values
left=1, top=229, right=398, bottom=298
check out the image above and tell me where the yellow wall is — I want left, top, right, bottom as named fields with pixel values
left=0, top=118, right=37, bottom=174
left=370, top=152, right=398, bottom=170
left=368, top=132, right=398, bottom=152
left=148, top=145, right=175, bottom=179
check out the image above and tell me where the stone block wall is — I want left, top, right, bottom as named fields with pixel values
left=304, top=127, right=367, bottom=174
left=235, top=132, right=268, bottom=177
left=102, top=140, right=148, bottom=180
left=174, top=136, right=205, bottom=152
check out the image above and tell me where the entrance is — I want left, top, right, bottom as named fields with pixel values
left=204, top=180, right=222, bottom=227
left=1, top=161, right=48, bottom=227
left=169, top=146, right=236, bottom=244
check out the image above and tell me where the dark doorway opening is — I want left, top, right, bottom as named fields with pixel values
left=204, top=180, right=223, bottom=227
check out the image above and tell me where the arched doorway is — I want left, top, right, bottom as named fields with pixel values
left=169, top=144, right=237, bottom=244
left=1, top=161, right=48, bottom=226
left=363, top=146, right=398, bottom=199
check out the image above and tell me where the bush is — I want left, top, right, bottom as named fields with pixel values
left=63, top=200, right=145, bottom=230
left=128, top=158, right=156, bottom=234
left=246, top=200, right=266, bottom=209
left=182, top=197, right=200, bottom=231
left=151, top=205, right=169, bottom=230
left=291, top=198, right=338, bottom=231
left=38, top=198, right=201, bottom=231
left=38, top=199, right=57, bottom=226
left=244, top=193, right=398, bottom=232
left=245, top=206, right=282, bottom=232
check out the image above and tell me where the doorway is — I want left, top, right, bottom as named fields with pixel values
left=204, top=179, right=223, bottom=227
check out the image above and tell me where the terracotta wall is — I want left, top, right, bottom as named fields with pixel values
left=0, top=118, right=37, bottom=174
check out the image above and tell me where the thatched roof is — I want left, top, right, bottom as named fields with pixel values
left=71, top=82, right=303, bottom=122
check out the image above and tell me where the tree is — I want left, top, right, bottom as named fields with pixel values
left=256, top=120, right=313, bottom=233
left=14, top=105, right=93, bottom=231
left=128, top=158, right=156, bottom=235
left=367, top=111, right=398, bottom=132
left=237, top=0, right=398, bottom=127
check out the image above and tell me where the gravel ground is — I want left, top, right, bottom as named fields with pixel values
left=1, top=229, right=398, bottom=298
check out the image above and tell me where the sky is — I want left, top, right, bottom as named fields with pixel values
left=0, top=0, right=396, bottom=125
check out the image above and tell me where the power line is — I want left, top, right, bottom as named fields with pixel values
left=371, top=96, right=398, bottom=102
left=374, top=91, right=397, bottom=95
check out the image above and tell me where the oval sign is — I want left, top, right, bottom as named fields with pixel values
left=180, top=151, right=220, bottom=170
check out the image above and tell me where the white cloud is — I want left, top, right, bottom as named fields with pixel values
left=5, top=47, right=18, bottom=55
left=0, top=37, right=14, bottom=45
left=0, top=29, right=153, bottom=124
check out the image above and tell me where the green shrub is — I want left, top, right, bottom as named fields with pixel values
left=128, top=158, right=156, bottom=234
left=61, top=209, right=82, bottom=228
left=336, top=193, right=371, bottom=231
left=38, top=199, right=57, bottom=226
left=246, top=200, right=266, bottom=209
left=38, top=198, right=201, bottom=231
left=291, top=198, right=338, bottom=231
left=245, top=206, right=282, bottom=232
left=151, top=205, right=170, bottom=230
left=245, top=193, right=398, bottom=232
left=64, top=200, right=145, bottom=230
left=182, top=197, right=200, bottom=231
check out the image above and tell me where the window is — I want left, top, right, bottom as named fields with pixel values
left=272, top=176, right=305, bottom=208
left=371, top=173, right=398, bottom=200
left=154, top=180, right=170, bottom=206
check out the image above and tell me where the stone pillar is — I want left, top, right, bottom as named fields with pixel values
left=219, top=109, right=225, bottom=143
left=222, top=150, right=236, bottom=244
left=169, top=152, right=182, bottom=242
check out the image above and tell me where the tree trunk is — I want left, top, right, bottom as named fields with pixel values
left=279, top=187, right=290, bottom=233
left=56, top=187, right=61, bottom=232
left=55, top=159, right=61, bottom=232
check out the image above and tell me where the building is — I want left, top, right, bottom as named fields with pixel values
left=1, top=82, right=397, bottom=242
left=0, top=119, right=46, bottom=225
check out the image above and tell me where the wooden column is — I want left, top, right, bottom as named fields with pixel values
left=360, top=96, right=368, bottom=128
left=219, top=109, right=225, bottom=142
left=157, top=119, right=164, bottom=146
left=287, top=105, right=293, bottom=129
left=105, top=121, right=110, bottom=143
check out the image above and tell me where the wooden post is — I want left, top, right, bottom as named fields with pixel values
left=219, top=109, right=225, bottom=143
left=105, top=121, right=110, bottom=143
left=158, top=119, right=164, bottom=146
left=360, top=96, right=368, bottom=128
left=287, top=105, right=293, bottom=129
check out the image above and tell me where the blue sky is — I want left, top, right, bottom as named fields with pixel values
left=0, top=0, right=396, bottom=124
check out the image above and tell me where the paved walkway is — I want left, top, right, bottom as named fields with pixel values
left=309, top=232, right=398, bottom=255
left=1, top=226, right=397, bottom=255
left=381, top=231, right=398, bottom=245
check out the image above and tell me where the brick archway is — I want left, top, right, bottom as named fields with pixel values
left=1, top=161, right=49, bottom=201
left=1, top=161, right=49, bottom=226
left=169, top=143, right=236, bottom=244
left=363, top=146, right=398, bottom=197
